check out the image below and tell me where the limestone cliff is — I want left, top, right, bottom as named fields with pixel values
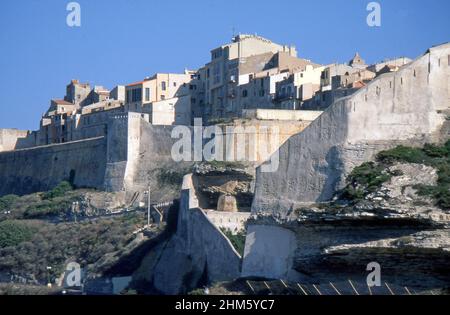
left=243, top=143, right=450, bottom=292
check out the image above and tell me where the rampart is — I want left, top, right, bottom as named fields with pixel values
left=0, top=129, right=35, bottom=152
left=0, top=137, right=107, bottom=196
left=252, top=43, right=450, bottom=214
left=150, top=174, right=242, bottom=294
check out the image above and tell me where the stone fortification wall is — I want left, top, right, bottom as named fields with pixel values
left=0, top=137, right=107, bottom=196
left=253, top=43, right=450, bottom=215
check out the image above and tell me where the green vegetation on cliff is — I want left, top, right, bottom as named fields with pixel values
left=0, top=220, right=36, bottom=248
left=0, top=184, right=148, bottom=285
left=0, top=195, right=19, bottom=212
left=206, top=160, right=246, bottom=170
left=0, top=213, right=146, bottom=284
left=342, top=162, right=393, bottom=200
left=341, top=140, right=450, bottom=210
left=42, top=181, right=73, bottom=200
left=221, top=228, right=246, bottom=256
left=156, top=168, right=187, bottom=187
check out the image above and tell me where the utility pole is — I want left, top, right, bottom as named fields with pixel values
left=147, top=185, right=151, bottom=228
left=46, top=266, right=52, bottom=288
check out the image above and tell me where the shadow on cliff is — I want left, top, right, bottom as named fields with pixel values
left=102, top=199, right=180, bottom=277
left=316, top=146, right=346, bottom=202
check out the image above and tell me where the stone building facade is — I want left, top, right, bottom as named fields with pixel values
left=0, top=35, right=418, bottom=153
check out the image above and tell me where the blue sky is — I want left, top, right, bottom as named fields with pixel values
left=0, top=0, right=449, bottom=130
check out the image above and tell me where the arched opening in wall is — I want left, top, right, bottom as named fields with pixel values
left=69, top=169, right=76, bottom=186
left=414, top=70, right=416, bottom=77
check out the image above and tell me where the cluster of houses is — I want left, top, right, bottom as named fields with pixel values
left=18, top=34, right=413, bottom=147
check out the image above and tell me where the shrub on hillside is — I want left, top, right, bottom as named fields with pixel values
left=206, top=160, right=246, bottom=169
left=43, top=181, right=73, bottom=200
left=423, top=143, right=449, bottom=158
left=415, top=185, right=450, bottom=210
left=221, top=228, right=246, bottom=256
left=0, top=213, right=146, bottom=283
left=23, top=198, right=73, bottom=219
left=376, top=140, right=450, bottom=166
left=376, top=146, right=430, bottom=165
left=156, top=169, right=186, bottom=187
left=0, top=195, right=19, bottom=212
left=341, top=140, right=450, bottom=210
left=341, top=162, right=392, bottom=201
left=0, top=220, right=36, bottom=248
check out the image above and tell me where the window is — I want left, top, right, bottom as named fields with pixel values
left=212, top=49, right=222, bottom=59
left=213, top=64, right=221, bottom=84
left=242, top=89, right=248, bottom=98
left=161, top=81, right=166, bottom=91
left=161, top=95, right=165, bottom=100
left=145, top=88, right=150, bottom=102
left=131, top=88, right=142, bottom=102
left=173, top=82, right=177, bottom=87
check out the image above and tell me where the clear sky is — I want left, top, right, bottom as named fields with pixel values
left=0, top=0, right=449, bottom=130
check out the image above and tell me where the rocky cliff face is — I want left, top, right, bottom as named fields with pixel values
left=192, top=162, right=254, bottom=211
left=244, top=147, right=450, bottom=292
